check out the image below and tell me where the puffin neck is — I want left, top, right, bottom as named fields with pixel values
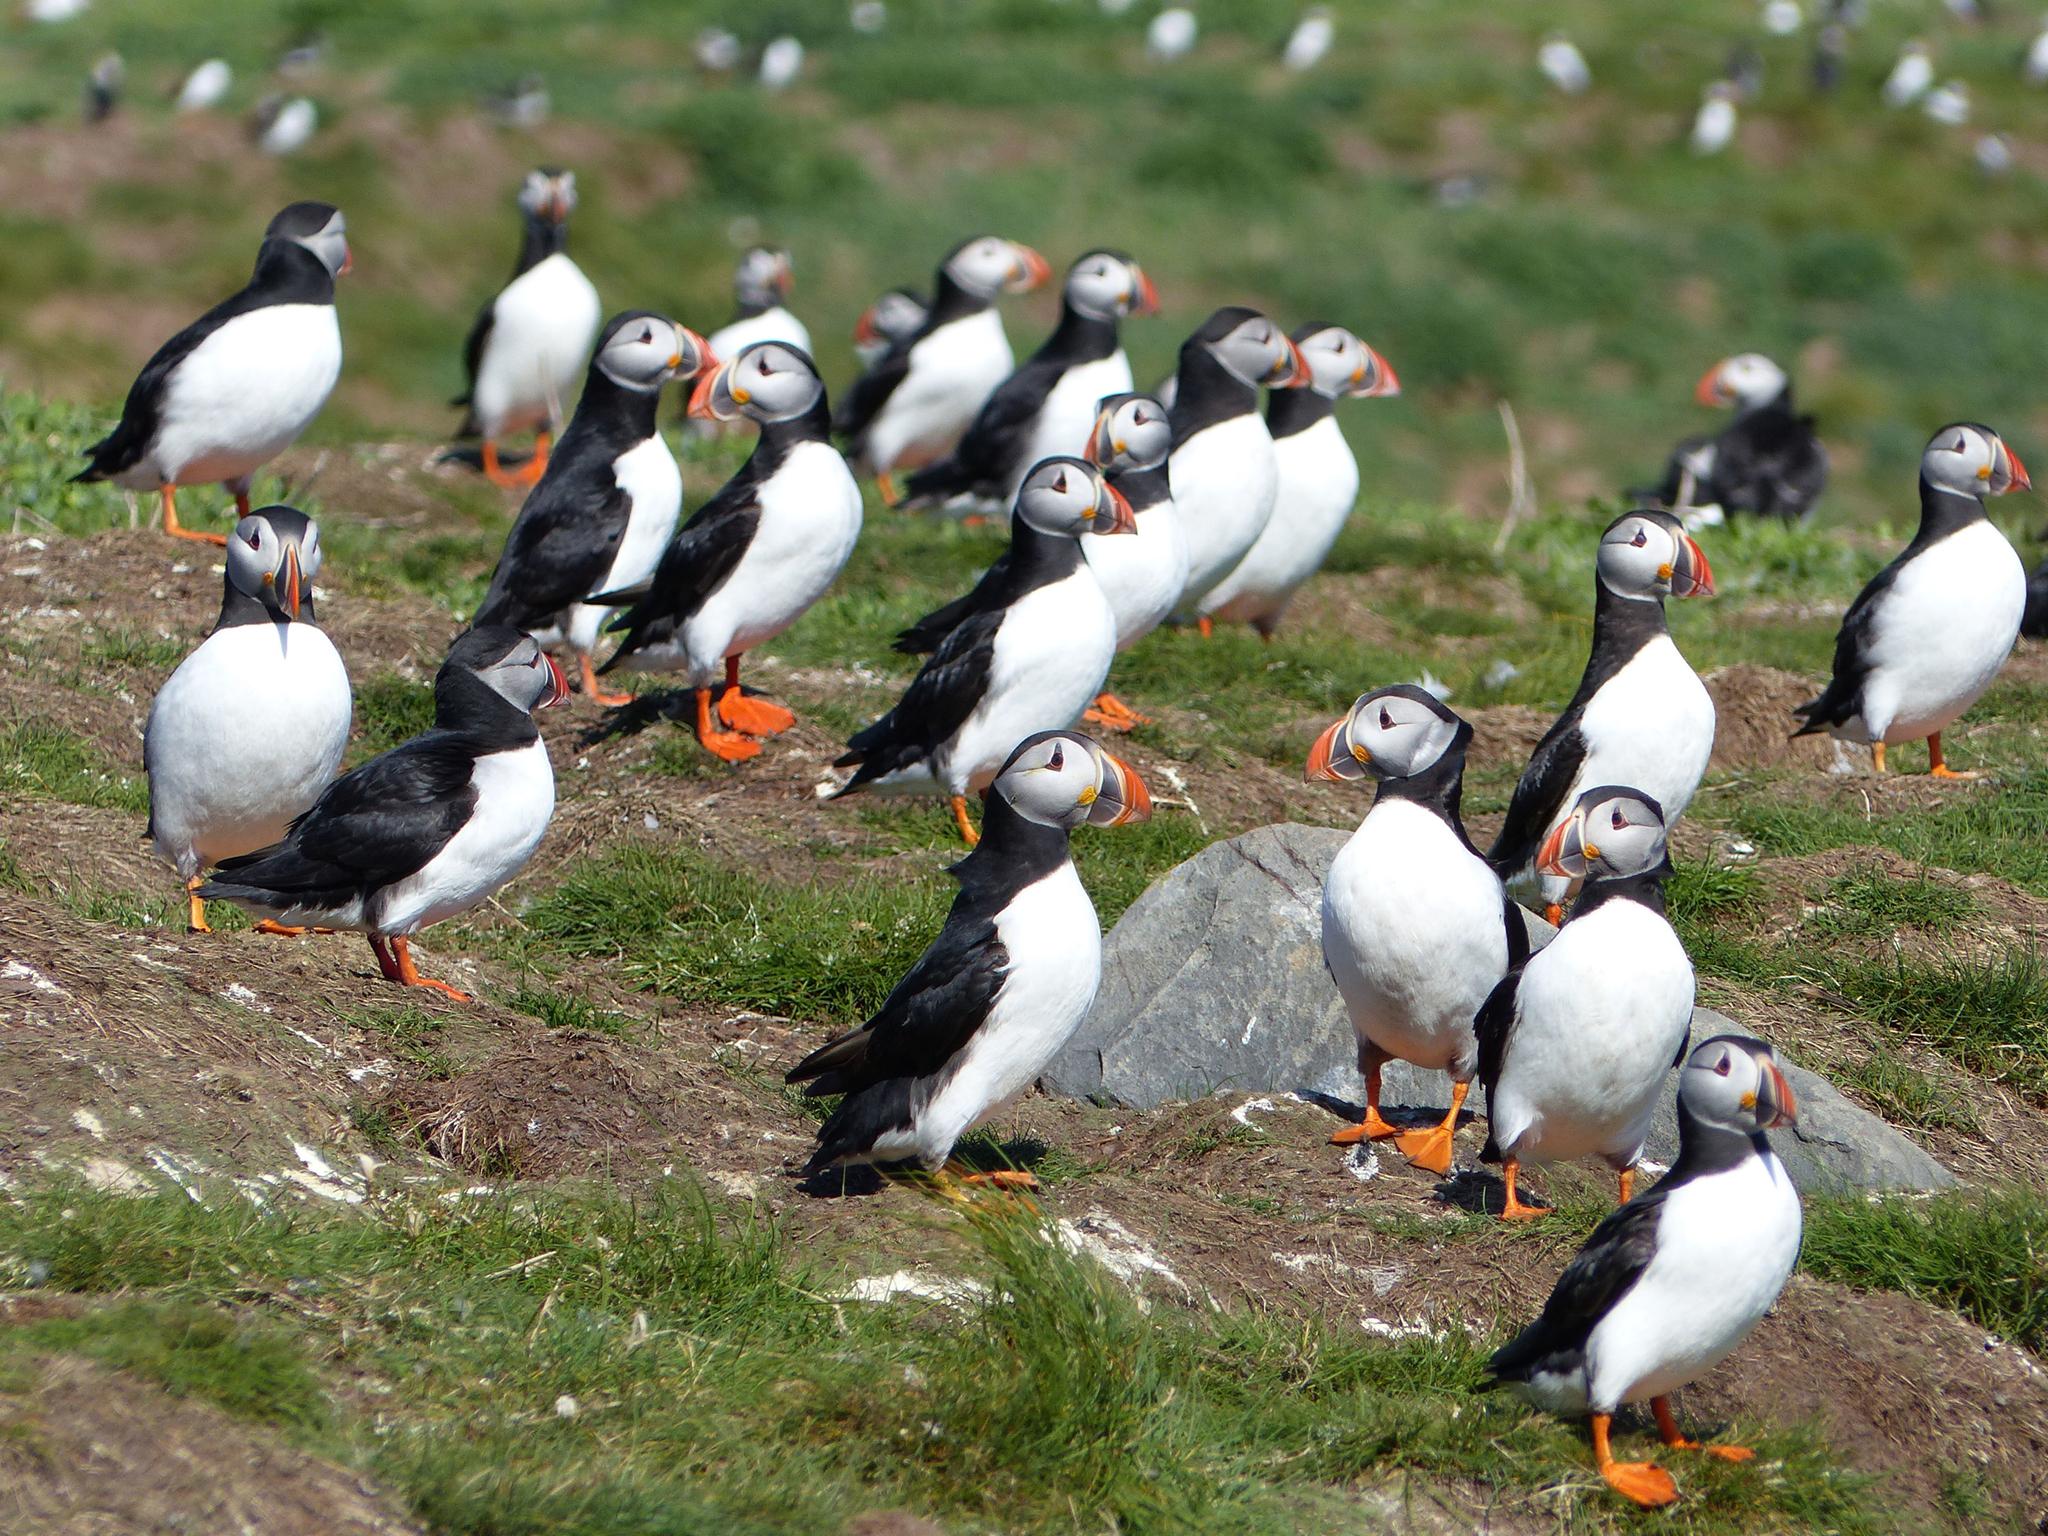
left=1369, top=729, right=1475, bottom=847
left=753, top=393, right=834, bottom=454
left=1266, top=385, right=1337, bottom=439
left=1666, top=1097, right=1771, bottom=1181
left=1588, top=571, right=1672, bottom=670
left=1911, top=478, right=1988, bottom=547
left=950, top=787, right=1072, bottom=897
left=1107, top=461, right=1172, bottom=512
left=1039, top=302, right=1121, bottom=365
left=572, top=366, right=665, bottom=450
left=1735, top=383, right=1795, bottom=423
left=1168, top=344, right=1256, bottom=444
left=215, top=581, right=311, bottom=631
left=249, top=239, right=336, bottom=306
left=924, top=269, right=996, bottom=328
left=514, top=215, right=569, bottom=276
left=432, top=668, right=543, bottom=752
left=1003, top=516, right=1085, bottom=588
left=1567, top=858, right=1671, bottom=921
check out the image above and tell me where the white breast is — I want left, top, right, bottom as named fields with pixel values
left=906, top=861, right=1102, bottom=1165
left=566, top=434, right=685, bottom=657
left=865, top=309, right=1014, bottom=474
left=132, top=305, right=342, bottom=489
left=1082, top=494, right=1188, bottom=648
left=707, top=307, right=813, bottom=360
left=1202, top=415, right=1358, bottom=627
left=1489, top=899, right=1694, bottom=1168
left=1170, top=412, right=1280, bottom=608
left=1017, top=352, right=1135, bottom=491
left=470, top=254, right=604, bottom=438
left=1582, top=1152, right=1802, bottom=1411
left=1322, top=800, right=1509, bottom=1077
left=372, top=737, right=555, bottom=936
left=145, top=621, right=352, bottom=878
left=1574, top=634, right=1715, bottom=828
left=679, top=440, right=863, bottom=685
left=1847, top=521, right=2025, bottom=744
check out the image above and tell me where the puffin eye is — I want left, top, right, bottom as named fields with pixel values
left=1052, top=471, right=1068, bottom=494
left=1630, top=530, right=1648, bottom=548
left=1048, top=743, right=1064, bottom=770
left=244, top=526, right=262, bottom=549
left=1612, top=808, right=1628, bottom=831
left=1378, top=707, right=1395, bottom=730
left=1713, top=1053, right=1733, bottom=1077
left=1953, top=435, right=1969, bottom=453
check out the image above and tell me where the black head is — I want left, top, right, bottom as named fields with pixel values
left=439, top=626, right=569, bottom=718
left=264, top=201, right=349, bottom=278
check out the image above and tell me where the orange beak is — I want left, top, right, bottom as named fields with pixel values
left=1764, top=1061, right=1798, bottom=1128
left=1275, top=337, right=1313, bottom=388
left=1305, top=718, right=1347, bottom=781
left=1677, top=533, right=1715, bottom=598
left=541, top=653, right=569, bottom=708
left=282, top=546, right=302, bottom=620
left=1083, top=407, right=1115, bottom=467
left=2002, top=440, right=2033, bottom=494
left=1535, top=818, right=1574, bottom=877
left=1094, top=751, right=1153, bottom=826
left=1011, top=244, right=1054, bottom=292
left=687, top=354, right=733, bottom=420
left=337, top=242, right=353, bottom=278
left=1358, top=345, right=1400, bottom=398
left=1694, top=361, right=1729, bottom=407
left=1131, top=265, right=1161, bottom=316
left=1098, top=481, right=1138, bottom=534
left=853, top=306, right=883, bottom=347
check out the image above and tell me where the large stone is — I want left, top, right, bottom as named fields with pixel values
left=1043, top=823, right=1956, bottom=1194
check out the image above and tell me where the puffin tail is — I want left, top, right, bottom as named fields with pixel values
left=1790, top=683, right=1848, bottom=738
left=802, top=1079, right=916, bottom=1177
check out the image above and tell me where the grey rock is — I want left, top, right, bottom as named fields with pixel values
left=1045, top=822, right=1956, bottom=1194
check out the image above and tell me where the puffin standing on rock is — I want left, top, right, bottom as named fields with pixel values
left=835, top=235, right=1052, bottom=502
left=832, top=457, right=1136, bottom=844
left=1165, top=307, right=1312, bottom=629
left=1636, top=353, right=1827, bottom=524
left=1309, top=685, right=1528, bottom=1175
left=471, top=312, right=714, bottom=706
left=1794, top=422, right=2030, bottom=777
left=75, top=202, right=349, bottom=544
left=791, top=730, right=1150, bottom=1190
left=453, top=169, right=603, bottom=488
left=1487, top=510, right=1715, bottom=923
left=599, top=343, right=861, bottom=761
left=1200, top=323, right=1398, bottom=637
left=1485, top=1035, right=1801, bottom=1508
left=146, top=508, right=351, bottom=934
left=1477, top=787, right=1693, bottom=1220
left=901, top=250, right=1159, bottom=514
left=200, top=627, right=567, bottom=1002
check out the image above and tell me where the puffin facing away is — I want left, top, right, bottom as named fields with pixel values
left=902, top=250, right=1158, bottom=513
left=791, top=730, right=1150, bottom=1189
left=1308, top=685, right=1528, bottom=1175
left=1794, top=422, right=2029, bottom=776
left=1477, top=787, right=1692, bottom=1220
left=853, top=287, right=928, bottom=369
left=471, top=313, right=714, bottom=706
left=74, top=202, right=349, bottom=544
left=454, top=169, right=603, bottom=487
left=1200, top=323, right=1398, bottom=636
left=1635, top=353, right=1827, bottom=524
left=833, top=457, right=1136, bottom=844
left=834, top=235, right=1051, bottom=501
left=600, top=343, right=862, bottom=761
left=706, top=245, right=812, bottom=362
left=200, top=627, right=567, bottom=1002
left=146, top=507, right=351, bottom=934
left=1165, top=307, right=1311, bottom=629
left=1485, top=1035, right=1800, bottom=1507
left=1487, top=510, right=1715, bottom=922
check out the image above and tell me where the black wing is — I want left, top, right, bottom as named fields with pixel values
left=1486, top=721, right=1587, bottom=878
left=200, top=734, right=479, bottom=910
left=1760, top=429, right=1828, bottom=521
left=598, top=479, right=762, bottom=672
left=1473, top=968, right=1522, bottom=1116
left=473, top=474, right=631, bottom=632
left=75, top=290, right=260, bottom=482
left=834, top=608, right=1002, bottom=790
left=1792, top=554, right=1902, bottom=735
left=1502, top=890, right=1533, bottom=971
left=2023, top=556, right=2048, bottom=640
left=451, top=296, right=495, bottom=422
left=1486, top=1192, right=1671, bottom=1385
left=893, top=552, right=1015, bottom=655
left=833, top=347, right=911, bottom=456
left=900, top=353, right=1066, bottom=507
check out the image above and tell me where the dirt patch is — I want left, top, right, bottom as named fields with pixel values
left=1703, top=664, right=1840, bottom=772
left=0, top=1354, right=426, bottom=1536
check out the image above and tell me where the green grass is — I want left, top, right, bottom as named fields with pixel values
left=1801, top=867, right=1979, bottom=941
left=0, top=721, right=147, bottom=813
left=349, top=671, right=439, bottom=758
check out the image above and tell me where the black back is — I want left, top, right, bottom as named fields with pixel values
left=1636, top=387, right=1826, bottom=522
left=1168, top=307, right=1263, bottom=446
left=835, top=242, right=1000, bottom=451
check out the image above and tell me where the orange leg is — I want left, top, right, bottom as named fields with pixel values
left=1082, top=691, right=1151, bottom=732
left=1543, top=902, right=1565, bottom=928
left=232, top=488, right=252, bottom=520
left=1196, top=616, right=1213, bottom=639
left=717, top=655, right=796, bottom=737
left=1498, top=1156, right=1547, bottom=1221
left=389, top=936, right=471, bottom=1003
left=876, top=472, right=900, bottom=507
left=1927, top=732, right=1977, bottom=781
left=1618, top=1164, right=1637, bottom=1204
left=1653, top=1396, right=1754, bottom=1462
left=1330, top=1057, right=1401, bottom=1145
left=578, top=652, right=634, bottom=708
left=950, top=794, right=981, bottom=847
left=186, top=876, right=211, bottom=934
left=1870, top=741, right=1887, bottom=775
left=516, top=430, right=551, bottom=486
left=1593, top=1412, right=1679, bottom=1507
left=1393, top=1079, right=1469, bottom=1175
left=368, top=934, right=403, bottom=983
left=695, top=686, right=761, bottom=762
left=161, top=486, right=226, bottom=547
left=480, top=439, right=519, bottom=489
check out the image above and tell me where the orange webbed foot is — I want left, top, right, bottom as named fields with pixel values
left=1393, top=1124, right=1456, bottom=1176
left=1196, top=616, right=1214, bottom=639
left=718, top=687, right=796, bottom=737
left=1329, top=1112, right=1399, bottom=1146
left=1701, top=1445, right=1755, bottom=1463
left=699, top=729, right=764, bottom=763
left=1602, top=1460, right=1679, bottom=1507
left=577, top=653, right=634, bottom=708
left=253, top=919, right=307, bottom=937
left=1928, top=765, right=1978, bottom=781
left=1083, top=692, right=1150, bottom=733
left=960, top=1169, right=1040, bottom=1191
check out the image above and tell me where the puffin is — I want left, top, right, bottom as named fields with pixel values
left=1882, top=39, right=1933, bottom=108
left=1199, top=324, right=1398, bottom=637
left=1486, top=510, right=1715, bottom=923
left=1793, top=422, right=2030, bottom=776
left=705, top=246, right=812, bottom=362
left=790, top=730, right=1151, bottom=1188
left=470, top=313, right=714, bottom=707
left=199, top=626, right=567, bottom=1002
left=834, top=235, right=1052, bottom=502
left=901, top=250, right=1159, bottom=513
left=1635, top=353, right=1827, bottom=524
left=1477, top=787, right=1692, bottom=1220
left=1308, top=685, right=1528, bottom=1175
left=853, top=287, right=928, bottom=369
left=1165, top=308, right=1312, bottom=631
left=452, top=169, right=603, bottom=488
left=146, top=507, right=351, bottom=935
left=1485, top=1034, right=1801, bottom=1508
left=599, top=343, right=861, bottom=761
left=832, top=456, right=1136, bottom=844
left=1689, top=81, right=1738, bottom=156
left=73, top=202, right=349, bottom=544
